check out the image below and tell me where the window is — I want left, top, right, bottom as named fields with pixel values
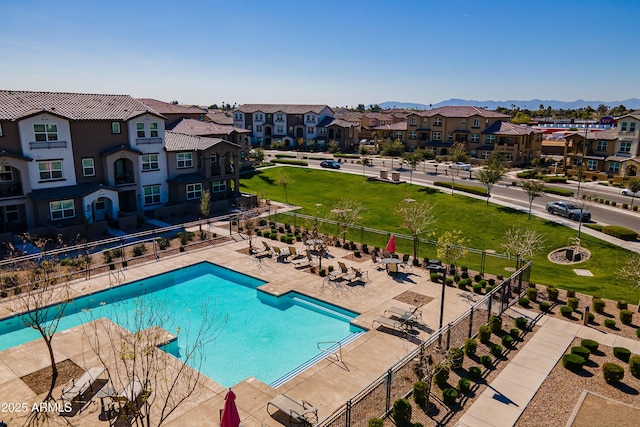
left=631, top=123, right=637, bottom=132
left=620, top=142, right=631, bottom=153
left=0, top=166, right=13, bottom=182
left=587, top=159, right=598, bottom=171
left=319, top=127, right=326, bottom=135
left=275, top=113, right=284, bottom=121
left=111, top=122, right=121, bottom=134
left=141, top=154, right=159, bottom=171
left=212, top=180, right=226, bottom=193
left=0, top=123, right=3, bottom=136
left=433, top=117, right=442, bottom=126
left=255, top=113, right=263, bottom=121
left=82, top=158, right=95, bottom=176
left=240, top=151, right=246, bottom=162
left=471, top=134, right=480, bottom=143
left=609, top=162, right=620, bottom=173
left=306, top=115, right=315, bottom=123
left=396, top=131, right=403, bottom=138
left=410, top=117, right=417, bottom=126
left=234, top=113, right=243, bottom=120
left=94, top=197, right=106, bottom=210
left=596, top=140, right=607, bottom=151
left=433, top=132, right=442, bottom=141
left=620, top=122, right=627, bottom=132
left=447, top=133, right=453, bottom=142
left=256, top=125, right=263, bottom=133
left=409, top=131, right=416, bottom=139
left=461, top=118, right=466, bottom=125
left=503, top=152, right=514, bottom=161
left=34, top=124, right=58, bottom=141
left=49, top=199, right=75, bottom=220
left=150, top=122, right=158, bottom=137
left=4, top=205, right=19, bottom=222
left=307, top=127, right=314, bottom=134
left=137, top=123, right=145, bottom=138
left=186, top=183, right=203, bottom=200
left=422, top=118, right=429, bottom=125
left=143, top=185, right=161, bottom=205
left=473, top=118, right=480, bottom=127
left=276, top=125, right=284, bottom=134
left=246, top=125, right=252, bottom=131
left=486, top=135, right=496, bottom=144
left=177, top=152, right=193, bottom=168
left=38, top=160, right=63, bottom=181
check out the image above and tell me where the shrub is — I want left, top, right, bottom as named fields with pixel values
left=518, top=297, right=530, bottom=307
left=448, top=347, right=465, bottom=369
left=433, top=364, right=450, bottom=388
left=602, top=363, right=624, bottom=384
left=472, top=284, right=483, bottom=294
left=581, top=339, right=599, bottom=353
left=430, top=272, right=440, bottom=282
left=567, top=297, right=579, bottom=310
left=592, top=298, right=606, bottom=314
left=478, top=279, right=487, bottom=288
left=570, top=346, right=590, bottom=361
left=391, top=398, right=412, bottom=427
left=547, top=287, right=559, bottom=301
left=539, top=301, right=551, bottom=312
left=526, top=287, right=538, bottom=302
left=478, top=325, right=491, bottom=344
left=464, top=338, right=477, bottom=357
left=480, top=355, right=493, bottom=367
left=468, top=366, right=482, bottom=379
left=515, top=317, right=528, bottom=329
left=412, top=381, right=428, bottom=408
left=567, top=289, right=576, bottom=298
left=458, top=378, right=471, bottom=393
left=445, top=278, right=454, bottom=287
left=613, top=347, right=631, bottom=363
left=562, top=353, right=585, bottom=371
left=490, top=343, right=503, bottom=357
left=474, top=274, right=482, bottom=282
left=601, top=225, right=638, bottom=241
left=637, top=328, right=640, bottom=339
left=132, top=243, right=146, bottom=257
left=453, top=274, right=461, bottom=283
left=157, top=237, right=170, bottom=250
left=510, top=328, right=520, bottom=339
left=582, top=311, right=595, bottom=323
left=367, top=418, right=384, bottom=427
left=501, top=335, right=514, bottom=347
left=318, top=269, right=326, bottom=277
left=630, top=355, right=640, bottom=378
left=620, top=309, right=633, bottom=325
left=560, top=306, right=573, bottom=317
left=442, top=388, right=458, bottom=405
left=280, top=235, right=287, bottom=243
left=604, top=319, right=616, bottom=329
left=488, top=278, right=496, bottom=286
left=617, top=300, right=628, bottom=310
left=489, top=316, right=502, bottom=334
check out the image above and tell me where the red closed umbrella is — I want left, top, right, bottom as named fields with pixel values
left=221, top=389, right=241, bottom=427
left=385, top=234, right=396, bottom=253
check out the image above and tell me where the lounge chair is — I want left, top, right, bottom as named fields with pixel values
left=60, top=367, right=105, bottom=407
left=384, top=305, right=422, bottom=323
left=291, top=250, right=313, bottom=268
left=267, top=394, right=318, bottom=426
left=387, top=262, right=399, bottom=275
left=372, top=316, right=412, bottom=335
left=252, top=242, right=271, bottom=256
left=348, top=268, right=368, bottom=284
left=109, top=379, right=146, bottom=422
left=272, top=246, right=287, bottom=262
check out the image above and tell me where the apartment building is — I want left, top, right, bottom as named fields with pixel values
left=138, top=98, right=208, bottom=128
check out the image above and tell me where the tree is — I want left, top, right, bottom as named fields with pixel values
left=397, top=200, right=436, bottom=263
left=476, top=151, right=506, bottom=205
left=449, top=142, right=469, bottom=163
left=329, top=198, right=364, bottom=244
left=242, top=213, right=258, bottom=252
left=624, top=178, right=640, bottom=208
left=617, top=252, right=640, bottom=297
left=596, top=104, right=609, bottom=118
left=328, top=140, right=340, bottom=154
left=200, top=190, right=211, bottom=219
left=276, top=172, right=294, bottom=204
left=82, top=297, right=223, bottom=427
left=381, top=138, right=404, bottom=169
left=251, top=147, right=265, bottom=164
left=521, top=180, right=546, bottom=219
left=500, top=227, right=546, bottom=263
left=436, top=230, right=468, bottom=274
left=403, top=150, right=424, bottom=185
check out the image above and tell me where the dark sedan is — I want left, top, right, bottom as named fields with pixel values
left=320, top=160, right=341, bottom=169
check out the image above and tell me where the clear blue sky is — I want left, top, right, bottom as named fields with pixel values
left=2, top=0, right=638, bottom=107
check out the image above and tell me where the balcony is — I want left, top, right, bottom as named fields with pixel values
left=0, top=183, right=23, bottom=198
left=136, top=137, right=162, bottom=144
left=114, top=174, right=135, bottom=185
left=29, top=141, right=67, bottom=149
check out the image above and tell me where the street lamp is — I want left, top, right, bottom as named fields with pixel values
left=428, top=263, right=447, bottom=347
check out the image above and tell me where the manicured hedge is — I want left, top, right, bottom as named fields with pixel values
left=560, top=306, right=573, bottom=317
left=581, top=339, right=599, bottom=352
left=442, top=388, right=459, bottom=405
left=469, top=366, right=483, bottom=379
left=542, top=176, right=569, bottom=184
left=570, top=346, right=590, bottom=361
left=613, top=347, right=631, bottom=362
left=562, top=353, right=585, bottom=371
left=271, top=159, right=309, bottom=166
left=630, top=356, right=640, bottom=379
left=620, top=309, right=634, bottom=325
left=603, top=363, right=624, bottom=384
left=434, top=181, right=488, bottom=196
left=601, top=225, right=638, bottom=241
left=544, top=186, right=574, bottom=196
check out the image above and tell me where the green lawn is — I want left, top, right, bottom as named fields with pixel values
left=240, top=167, right=638, bottom=303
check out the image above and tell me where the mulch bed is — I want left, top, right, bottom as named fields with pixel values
left=393, top=290, right=433, bottom=307
left=21, top=359, right=85, bottom=395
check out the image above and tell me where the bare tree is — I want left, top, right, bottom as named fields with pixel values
left=82, top=297, right=224, bottom=427
left=521, top=180, right=546, bottom=219
left=624, top=178, right=640, bottom=208
left=404, top=150, right=424, bottom=185
left=436, top=230, right=468, bottom=273
left=476, top=151, right=506, bottom=205
left=242, top=213, right=258, bottom=252
left=500, top=227, right=546, bottom=265
left=329, top=198, right=364, bottom=244
left=617, top=253, right=640, bottom=308
left=447, top=142, right=468, bottom=194
left=397, top=199, right=436, bottom=264
left=275, top=172, right=294, bottom=204
left=200, top=190, right=211, bottom=219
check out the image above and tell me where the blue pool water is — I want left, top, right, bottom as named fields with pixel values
left=0, top=262, right=365, bottom=388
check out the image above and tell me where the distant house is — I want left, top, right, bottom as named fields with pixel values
left=138, top=98, right=207, bottom=129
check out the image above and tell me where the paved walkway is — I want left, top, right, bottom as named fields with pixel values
left=457, top=312, right=640, bottom=427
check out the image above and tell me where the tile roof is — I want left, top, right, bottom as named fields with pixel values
left=170, top=118, right=249, bottom=136
left=0, top=90, right=163, bottom=121
left=137, top=98, right=207, bottom=115
left=0, top=149, right=32, bottom=161
left=29, top=182, right=112, bottom=201
left=165, top=131, right=239, bottom=152
left=416, top=106, right=510, bottom=119
left=483, top=121, right=540, bottom=135
left=100, top=145, right=143, bottom=157
left=206, top=110, right=234, bottom=125
left=373, top=122, right=407, bottom=131
left=236, top=104, right=332, bottom=114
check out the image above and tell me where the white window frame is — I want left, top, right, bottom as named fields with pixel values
left=473, top=118, right=480, bottom=127
left=621, top=122, right=627, bottom=132
left=486, top=135, right=496, bottom=144
left=212, top=180, right=226, bottom=193
left=586, top=159, right=598, bottom=171
left=82, top=158, right=95, bottom=177
left=631, top=123, right=637, bottom=132
left=186, top=183, right=203, bottom=200
left=0, top=165, right=13, bottom=182
left=275, top=113, right=284, bottom=121
left=177, top=152, right=193, bottom=169
left=395, top=131, right=403, bottom=138
left=409, top=131, right=417, bottom=139
left=410, top=117, right=417, bottom=126
left=276, top=125, right=284, bottom=134
left=0, top=123, right=3, bottom=136
left=620, top=142, right=631, bottom=153
left=481, top=150, right=491, bottom=159
left=422, top=118, right=429, bottom=125
left=503, top=152, right=514, bottom=161
left=143, top=184, right=161, bottom=205
left=38, top=160, right=63, bottom=181
left=307, top=127, right=314, bottom=134
left=34, top=123, right=58, bottom=141
left=4, top=205, right=19, bottom=222
left=49, top=199, right=75, bottom=220
left=256, top=125, right=263, bottom=133
left=433, top=132, right=441, bottom=141
left=136, top=123, right=145, bottom=138
left=609, top=162, right=620, bottom=173
left=319, top=127, right=326, bottom=135
left=150, top=122, right=159, bottom=138
left=141, top=154, right=159, bottom=171
left=471, top=133, right=480, bottom=142
left=447, top=133, right=453, bottom=142
left=112, top=122, right=121, bottom=134
left=433, top=117, right=442, bottom=126
left=596, top=140, right=607, bottom=151
left=461, top=118, right=466, bottom=125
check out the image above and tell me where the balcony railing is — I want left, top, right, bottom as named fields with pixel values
left=29, top=141, right=67, bottom=149
left=136, top=137, right=162, bottom=144
left=114, top=174, right=135, bottom=185
left=0, top=183, right=23, bottom=198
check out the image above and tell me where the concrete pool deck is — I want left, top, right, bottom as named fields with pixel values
left=0, top=235, right=483, bottom=426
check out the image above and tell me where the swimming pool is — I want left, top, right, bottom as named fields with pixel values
left=0, top=262, right=365, bottom=388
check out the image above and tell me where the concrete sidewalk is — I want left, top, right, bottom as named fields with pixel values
left=457, top=314, right=640, bottom=427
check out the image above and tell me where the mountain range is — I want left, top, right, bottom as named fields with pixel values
left=377, top=98, right=640, bottom=111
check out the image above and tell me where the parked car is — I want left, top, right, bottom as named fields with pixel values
left=546, top=201, right=591, bottom=221
left=621, top=189, right=640, bottom=197
left=320, top=160, right=341, bottom=169
left=448, top=162, right=472, bottom=171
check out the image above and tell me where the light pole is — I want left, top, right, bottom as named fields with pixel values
left=428, top=263, right=447, bottom=347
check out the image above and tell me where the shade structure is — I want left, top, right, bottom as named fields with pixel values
left=221, top=389, right=241, bottom=427
left=385, top=234, right=396, bottom=253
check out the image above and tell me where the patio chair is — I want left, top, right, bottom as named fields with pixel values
left=291, top=250, right=313, bottom=268
left=371, top=253, right=384, bottom=270
left=387, top=262, right=399, bottom=275
left=372, top=316, right=412, bottom=335
left=348, top=268, right=369, bottom=284
left=109, top=379, right=146, bottom=424
left=384, top=305, right=422, bottom=323
left=287, top=246, right=301, bottom=261
left=272, top=246, right=287, bottom=262
left=60, top=367, right=105, bottom=408
left=267, top=394, right=318, bottom=426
